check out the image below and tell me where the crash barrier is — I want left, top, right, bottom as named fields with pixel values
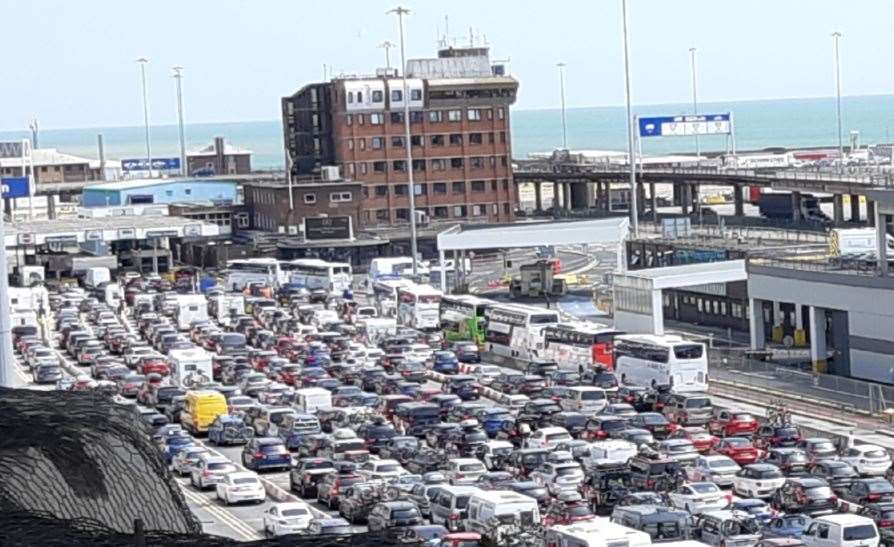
left=0, top=387, right=200, bottom=535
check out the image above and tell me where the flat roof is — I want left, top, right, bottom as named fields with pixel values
left=615, top=260, right=748, bottom=290
left=85, top=177, right=239, bottom=192
left=5, top=215, right=219, bottom=247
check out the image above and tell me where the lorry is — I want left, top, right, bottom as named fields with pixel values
left=175, top=294, right=209, bottom=331
left=169, top=346, right=214, bottom=388
left=84, top=267, right=111, bottom=289
left=757, top=191, right=829, bottom=223
left=830, top=228, right=894, bottom=258
left=509, top=261, right=568, bottom=299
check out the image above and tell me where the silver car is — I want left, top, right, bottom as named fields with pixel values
left=171, top=446, right=211, bottom=476
left=687, top=455, right=741, bottom=487
left=190, top=455, right=238, bottom=489
left=659, top=439, right=700, bottom=466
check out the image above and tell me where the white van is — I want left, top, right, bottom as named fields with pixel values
left=84, top=267, right=111, bottom=288
left=104, top=283, right=121, bottom=308
left=169, top=346, right=213, bottom=387
left=295, top=387, right=332, bottom=413
left=466, top=490, right=540, bottom=536
left=802, top=514, right=879, bottom=547
left=545, top=518, right=652, bottom=547
left=561, top=386, right=608, bottom=413
left=175, top=294, right=209, bottom=331
left=585, top=440, right=638, bottom=468
left=211, top=294, right=245, bottom=326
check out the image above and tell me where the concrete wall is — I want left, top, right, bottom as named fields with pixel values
left=749, top=266, right=894, bottom=383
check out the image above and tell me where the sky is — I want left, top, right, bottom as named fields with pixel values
left=2, top=0, right=893, bottom=131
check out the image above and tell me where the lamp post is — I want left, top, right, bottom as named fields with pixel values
left=621, top=0, right=638, bottom=236
left=832, top=32, right=844, bottom=165
left=389, top=6, right=418, bottom=276
left=689, top=47, right=700, bottom=158
left=379, top=41, right=396, bottom=70
left=172, top=66, right=187, bottom=176
left=136, top=57, right=153, bottom=177
left=557, top=62, right=568, bottom=150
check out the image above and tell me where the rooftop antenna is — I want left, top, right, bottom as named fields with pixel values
left=28, top=118, right=39, bottom=148
left=379, top=41, right=396, bottom=70
left=469, top=26, right=474, bottom=47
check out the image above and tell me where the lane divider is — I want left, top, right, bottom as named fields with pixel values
left=178, top=481, right=261, bottom=540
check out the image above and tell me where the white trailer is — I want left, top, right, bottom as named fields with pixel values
left=169, top=346, right=213, bottom=388
left=175, top=294, right=209, bottom=330
left=295, top=387, right=332, bottom=413
left=84, top=267, right=111, bottom=288
left=210, top=294, right=245, bottom=326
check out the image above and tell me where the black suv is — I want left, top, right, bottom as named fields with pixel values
left=771, top=476, right=839, bottom=516
left=289, top=457, right=336, bottom=498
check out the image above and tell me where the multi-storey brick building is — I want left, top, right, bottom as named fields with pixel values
left=282, top=45, right=518, bottom=226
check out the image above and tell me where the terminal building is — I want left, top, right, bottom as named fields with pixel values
left=81, top=178, right=239, bottom=207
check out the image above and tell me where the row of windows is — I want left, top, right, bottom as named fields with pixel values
left=302, top=191, right=353, bottom=205
left=345, top=107, right=505, bottom=126
left=345, top=155, right=509, bottom=177
left=347, top=131, right=507, bottom=151
left=346, top=88, right=424, bottom=105
left=364, top=179, right=510, bottom=198
left=364, top=202, right=511, bottom=223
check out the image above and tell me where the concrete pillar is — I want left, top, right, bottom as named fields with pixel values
left=691, top=184, right=700, bottom=214
left=791, top=191, right=802, bottom=222
left=877, top=211, right=889, bottom=276
left=637, top=182, right=646, bottom=216
left=749, top=298, right=766, bottom=350
left=867, top=199, right=876, bottom=227
left=534, top=182, right=542, bottom=212
left=651, top=289, right=665, bottom=335
left=47, top=194, right=57, bottom=220
left=673, top=183, right=682, bottom=206
left=733, top=184, right=745, bottom=217
left=566, top=183, right=574, bottom=210
left=650, top=182, right=658, bottom=220
left=438, top=249, right=447, bottom=292
left=833, top=194, right=844, bottom=224
left=809, top=306, right=828, bottom=373
left=794, top=304, right=806, bottom=347
left=850, top=194, right=861, bottom=222
left=680, top=184, right=690, bottom=215
left=771, top=301, right=783, bottom=343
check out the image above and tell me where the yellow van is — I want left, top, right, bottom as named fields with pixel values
left=182, top=390, right=227, bottom=435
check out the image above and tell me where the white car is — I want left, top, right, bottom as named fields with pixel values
left=356, top=459, right=408, bottom=481
left=262, top=501, right=313, bottom=537
left=445, top=458, right=487, bottom=485
left=123, top=345, right=155, bottom=367
left=171, top=445, right=210, bottom=476
left=502, top=394, right=530, bottom=411
left=524, top=426, right=573, bottom=450
left=469, top=364, right=502, bottom=386
left=530, top=461, right=586, bottom=495
left=407, top=343, right=433, bottom=362
left=480, top=440, right=515, bottom=471
left=732, top=463, right=786, bottom=499
left=668, top=482, right=730, bottom=515
left=687, top=455, right=741, bottom=488
left=840, top=445, right=891, bottom=476
left=658, top=439, right=700, bottom=466
left=215, top=471, right=266, bottom=505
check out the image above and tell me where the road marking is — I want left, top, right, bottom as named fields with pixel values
left=180, top=484, right=261, bottom=540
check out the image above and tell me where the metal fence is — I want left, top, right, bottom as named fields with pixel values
left=708, top=348, right=894, bottom=415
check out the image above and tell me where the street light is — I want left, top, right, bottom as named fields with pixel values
left=689, top=47, right=700, bottom=158
left=389, top=6, right=419, bottom=276
left=379, top=41, right=396, bottom=70
left=136, top=57, right=152, bottom=177
left=621, top=0, right=638, bottom=236
left=832, top=32, right=844, bottom=164
left=172, top=66, right=187, bottom=177
left=557, top=62, right=568, bottom=150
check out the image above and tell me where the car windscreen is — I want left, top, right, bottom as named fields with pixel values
left=684, top=397, right=711, bottom=409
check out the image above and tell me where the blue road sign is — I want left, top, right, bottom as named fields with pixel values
left=638, top=113, right=731, bottom=138
left=121, top=157, right=181, bottom=171
left=0, top=177, right=30, bottom=198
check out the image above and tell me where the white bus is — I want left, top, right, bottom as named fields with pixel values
left=542, top=322, right=621, bottom=371
left=440, top=294, right=492, bottom=345
left=366, top=257, right=429, bottom=291
left=225, top=258, right=283, bottom=291
left=396, top=284, right=442, bottom=330
left=371, top=278, right=412, bottom=317
left=282, top=259, right=352, bottom=296
left=483, top=303, right=560, bottom=361
left=614, top=334, right=708, bottom=393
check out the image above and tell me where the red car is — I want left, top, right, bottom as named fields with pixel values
left=670, top=426, right=719, bottom=453
left=708, top=409, right=759, bottom=437
left=714, top=436, right=762, bottom=465
left=542, top=499, right=595, bottom=526
left=250, top=350, right=277, bottom=371
left=274, top=337, right=296, bottom=357
left=137, top=356, right=170, bottom=376
left=277, top=364, right=302, bottom=386
left=442, top=533, right=482, bottom=547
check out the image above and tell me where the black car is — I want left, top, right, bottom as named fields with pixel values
left=615, top=386, right=655, bottom=411
left=316, top=471, right=364, bottom=510
left=582, top=368, right=619, bottom=390
left=442, top=375, right=480, bottom=401
left=810, top=460, right=859, bottom=492
left=627, top=412, right=673, bottom=440
left=378, top=436, right=421, bottom=463
left=356, top=420, right=397, bottom=454
left=475, top=471, right=515, bottom=490
left=754, top=425, right=801, bottom=449
left=858, top=502, right=894, bottom=545
left=771, top=477, right=839, bottom=516
left=842, top=477, right=894, bottom=506
left=509, top=480, right=550, bottom=508
left=289, top=457, right=336, bottom=498
left=548, top=411, right=589, bottom=438
left=339, top=483, right=383, bottom=524
left=628, top=455, right=683, bottom=491
left=518, top=398, right=563, bottom=426
left=367, top=501, right=424, bottom=535
left=584, top=416, right=630, bottom=441
left=450, top=342, right=480, bottom=364
left=446, top=426, right=488, bottom=458
left=490, top=371, right=526, bottom=394
left=764, top=448, right=810, bottom=475
left=404, top=448, right=449, bottom=475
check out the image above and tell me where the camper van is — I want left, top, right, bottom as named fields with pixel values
left=210, top=294, right=245, bottom=326
left=545, top=518, right=652, bottom=547
left=466, top=490, right=540, bottom=537
left=175, top=294, right=209, bottom=331
left=84, top=267, right=111, bottom=289
left=295, top=387, right=332, bottom=413
left=169, top=346, right=213, bottom=388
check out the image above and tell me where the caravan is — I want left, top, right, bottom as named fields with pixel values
left=175, top=294, right=209, bottom=330
left=169, top=347, right=213, bottom=388
left=545, top=518, right=652, bottom=547
left=466, top=490, right=540, bottom=537
left=209, top=294, right=245, bottom=326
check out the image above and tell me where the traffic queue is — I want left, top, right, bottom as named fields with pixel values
left=17, top=270, right=894, bottom=547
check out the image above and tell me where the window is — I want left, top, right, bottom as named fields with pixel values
left=486, top=108, right=493, bottom=120
left=165, top=190, right=173, bottom=196
left=347, top=139, right=354, bottom=150
left=373, top=161, right=387, bottom=173
left=391, top=136, right=405, bottom=148
left=453, top=205, right=467, bottom=217
left=489, top=156, right=496, bottom=167
left=410, top=111, right=424, bottom=124
left=499, top=131, right=506, bottom=143
left=357, top=113, right=364, bottom=125
left=491, top=180, right=497, bottom=191
left=433, top=183, right=447, bottom=195
left=391, top=89, right=402, bottom=102
left=375, top=185, right=388, bottom=197
left=357, top=91, right=363, bottom=103
left=330, top=192, right=352, bottom=203
left=346, top=114, right=353, bottom=126
left=500, top=156, right=508, bottom=167
left=412, top=159, right=426, bottom=172
left=348, top=163, right=356, bottom=176
left=430, top=135, right=444, bottom=146
left=359, top=138, right=367, bottom=151
left=415, top=183, right=427, bottom=195
left=492, top=203, right=499, bottom=214
left=369, top=113, right=383, bottom=125
left=449, top=133, right=463, bottom=146
left=471, top=157, right=485, bottom=169
left=447, top=109, right=462, bottom=122
left=431, top=159, right=445, bottom=171
left=396, top=208, right=410, bottom=221
left=375, top=209, right=389, bottom=221
left=429, top=111, right=443, bottom=123
left=410, top=135, right=422, bottom=147
left=471, top=181, right=486, bottom=192
left=434, top=206, right=449, bottom=218
left=467, top=109, right=482, bottom=121
left=502, top=179, right=509, bottom=190
left=469, top=133, right=483, bottom=145
left=450, top=158, right=464, bottom=169
left=390, top=112, right=403, bottom=124
left=360, top=162, right=368, bottom=175
left=370, top=137, right=382, bottom=150
left=452, top=181, right=465, bottom=194
left=372, top=90, right=383, bottom=102
left=497, top=107, right=505, bottom=119
left=392, top=160, right=407, bottom=172
left=185, top=188, right=192, bottom=195
left=303, top=193, right=316, bottom=204
left=361, top=185, right=368, bottom=198
left=472, top=205, right=483, bottom=216
left=488, top=133, right=495, bottom=144
left=411, top=89, right=422, bottom=101
left=347, top=91, right=354, bottom=104
left=394, top=184, right=408, bottom=195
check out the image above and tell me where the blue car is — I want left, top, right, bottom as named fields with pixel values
left=431, top=351, right=459, bottom=374
left=732, top=498, right=775, bottom=525
left=477, top=407, right=515, bottom=437
left=763, top=514, right=810, bottom=538
left=241, top=437, right=292, bottom=471
left=305, top=351, right=331, bottom=367
left=163, top=433, right=195, bottom=464
left=207, top=415, right=254, bottom=446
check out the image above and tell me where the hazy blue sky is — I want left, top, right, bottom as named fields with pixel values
left=3, top=0, right=892, bottom=130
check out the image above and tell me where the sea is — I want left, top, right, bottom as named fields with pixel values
left=2, top=94, right=892, bottom=170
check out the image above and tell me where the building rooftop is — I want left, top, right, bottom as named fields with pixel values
left=0, top=148, right=97, bottom=168
left=85, top=177, right=241, bottom=192
left=407, top=55, right=493, bottom=79
left=188, top=141, right=252, bottom=156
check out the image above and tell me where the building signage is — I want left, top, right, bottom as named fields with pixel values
left=85, top=229, right=104, bottom=241
left=0, top=177, right=31, bottom=199
left=146, top=229, right=179, bottom=238
left=16, top=233, right=34, bottom=245
left=638, top=113, right=731, bottom=138
left=304, top=216, right=352, bottom=241
left=121, top=157, right=181, bottom=172
left=0, top=141, right=24, bottom=159
left=183, top=224, right=202, bottom=237
left=117, top=228, right=136, bottom=239
left=45, top=234, right=79, bottom=245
